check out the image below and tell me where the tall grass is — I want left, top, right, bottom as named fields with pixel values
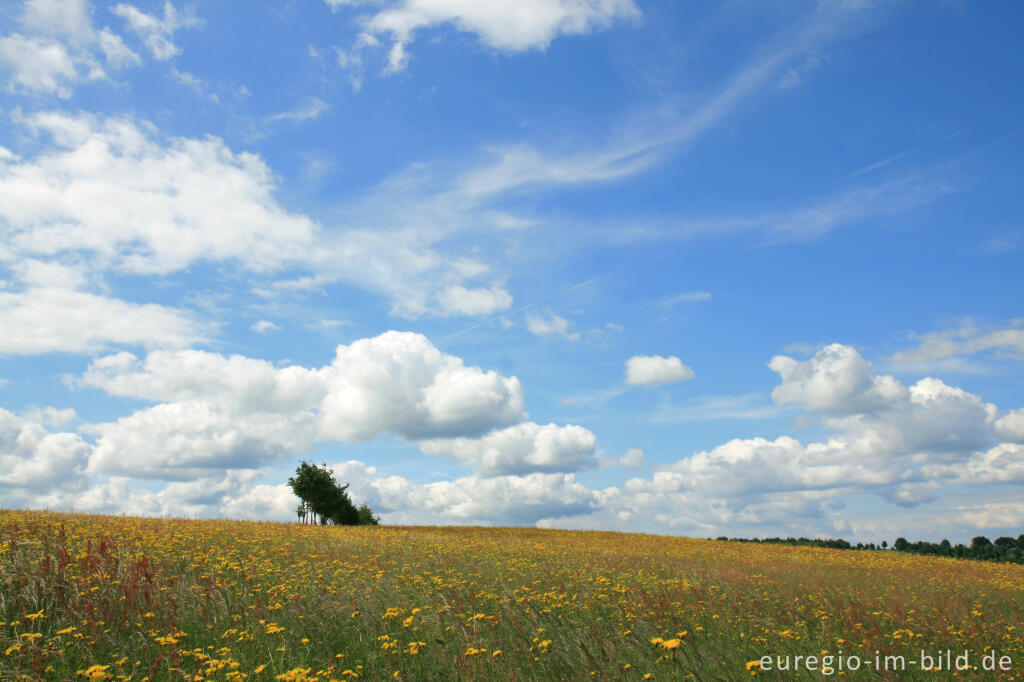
left=2, top=510, right=1022, bottom=680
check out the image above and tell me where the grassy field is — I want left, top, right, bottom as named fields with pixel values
left=1, top=510, right=1022, bottom=681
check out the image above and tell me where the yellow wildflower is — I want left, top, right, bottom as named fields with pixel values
left=79, top=664, right=111, bottom=680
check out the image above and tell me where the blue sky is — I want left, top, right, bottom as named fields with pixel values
left=1, top=0, right=1022, bottom=542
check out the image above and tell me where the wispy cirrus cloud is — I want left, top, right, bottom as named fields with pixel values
left=981, top=229, right=1024, bottom=253
left=590, top=166, right=962, bottom=249
left=0, top=0, right=960, bottom=341
left=653, top=394, right=780, bottom=422
left=889, top=319, right=1024, bottom=369
left=111, top=0, right=200, bottom=61
left=305, top=4, right=916, bottom=317
left=267, top=98, right=330, bottom=124
left=662, top=291, right=711, bottom=305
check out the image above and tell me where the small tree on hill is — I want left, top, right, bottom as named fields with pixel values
left=287, top=461, right=343, bottom=525
left=287, top=461, right=378, bottom=526
left=357, top=502, right=380, bottom=526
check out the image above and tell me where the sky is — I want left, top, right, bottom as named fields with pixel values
left=1, top=0, right=1022, bottom=543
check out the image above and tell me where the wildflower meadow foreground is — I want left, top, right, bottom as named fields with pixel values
left=2, top=510, right=1022, bottom=681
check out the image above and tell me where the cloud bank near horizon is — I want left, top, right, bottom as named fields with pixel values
left=4, top=339, right=1022, bottom=542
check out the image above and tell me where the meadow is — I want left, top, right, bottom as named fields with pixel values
left=1, top=510, right=1022, bottom=681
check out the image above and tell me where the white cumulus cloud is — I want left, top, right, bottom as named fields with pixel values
left=87, top=402, right=317, bottom=479
left=769, top=343, right=906, bottom=412
left=328, top=0, right=640, bottom=75
left=349, top=462, right=600, bottom=525
left=318, top=331, right=525, bottom=440
left=920, top=443, right=1024, bottom=486
left=0, top=111, right=320, bottom=276
left=0, top=407, right=91, bottom=493
left=0, top=112, right=529, bottom=321
left=418, top=422, right=597, bottom=476
left=79, top=348, right=325, bottom=414
left=0, top=285, right=207, bottom=354
left=77, top=332, right=528, bottom=478
left=251, top=320, right=280, bottom=333
left=436, top=283, right=513, bottom=317
left=545, top=344, right=1024, bottom=538
left=526, top=311, right=580, bottom=341
left=625, top=354, right=695, bottom=386
left=0, top=0, right=142, bottom=97
left=994, top=408, right=1024, bottom=442
left=0, top=34, right=82, bottom=97
left=7, top=335, right=1022, bottom=542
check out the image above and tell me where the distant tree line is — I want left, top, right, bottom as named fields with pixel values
left=716, top=536, right=856, bottom=550
left=287, top=461, right=380, bottom=526
left=714, top=534, right=1024, bottom=563
left=891, top=535, right=1024, bottom=562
